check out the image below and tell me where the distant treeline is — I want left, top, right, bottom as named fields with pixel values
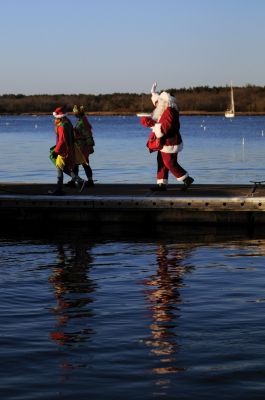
left=0, top=85, right=265, bottom=114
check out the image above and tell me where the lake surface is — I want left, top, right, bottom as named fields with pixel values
left=0, top=114, right=265, bottom=184
left=1, top=116, right=265, bottom=399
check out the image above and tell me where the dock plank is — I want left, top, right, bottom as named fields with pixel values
left=0, top=182, right=263, bottom=197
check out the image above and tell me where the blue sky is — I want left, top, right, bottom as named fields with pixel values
left=1, top=0, right=265, bottom=94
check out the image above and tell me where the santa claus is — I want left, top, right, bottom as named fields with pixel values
left=140, top=83, right=194, bottom=191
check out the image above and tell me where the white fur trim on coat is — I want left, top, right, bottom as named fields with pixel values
left=161, top=142, right=183, bottom=154
left=153, top=123, right=163, bottom=138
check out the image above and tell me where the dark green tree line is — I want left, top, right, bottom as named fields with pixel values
left=0, top=85, right=265, bottom=114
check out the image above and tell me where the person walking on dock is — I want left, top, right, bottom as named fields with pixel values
left=140, top=84, right=194, bottom=191
left=65, top=105, right=95, bottom=188
left=49, top=107, right=85, bottom=196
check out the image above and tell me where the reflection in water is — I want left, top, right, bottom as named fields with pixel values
left=4, top=233, right=265, bottom=399
left=143, top=245, right=193, bottom=379
left=49, top=243, right=96, bottom=347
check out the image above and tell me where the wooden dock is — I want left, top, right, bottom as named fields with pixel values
left=1, top=182, right=265, bottom=228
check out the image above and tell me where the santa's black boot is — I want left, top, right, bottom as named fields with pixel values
left=150, top=184, right=167, bottom=192
left=182, top=176, right=194, bottom=191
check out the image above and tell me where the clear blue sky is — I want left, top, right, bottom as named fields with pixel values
left=1, top=0, right=265, bottom=94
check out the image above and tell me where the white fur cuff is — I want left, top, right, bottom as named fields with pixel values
left=157, top=179, right=168, bottom=184
left=153, top=123, right=163, bottom=138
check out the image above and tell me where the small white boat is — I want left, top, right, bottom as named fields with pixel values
left=136, top=113, right=151, bottom=117
left=225, top=82, right=235, bottom=118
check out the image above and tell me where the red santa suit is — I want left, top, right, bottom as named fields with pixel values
left=141, top=91, right=191, bottom=187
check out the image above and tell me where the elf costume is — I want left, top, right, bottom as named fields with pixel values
left=50, top=107, right=84, bottom=195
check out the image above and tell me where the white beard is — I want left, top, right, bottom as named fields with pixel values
left=152, top=96, right=178, bottom=121
left=152, top=100, right=167, bottom=121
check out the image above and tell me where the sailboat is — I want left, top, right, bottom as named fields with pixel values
left=136, top=112, right=151, bottom=117
left=225, top=82, right=235, bottom=118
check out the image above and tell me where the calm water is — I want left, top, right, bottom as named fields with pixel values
left=2, top=230, right=265, bottom=400
left=0, top=114, right=265, bottom=183
left=1, top=116, right=265, bottom=399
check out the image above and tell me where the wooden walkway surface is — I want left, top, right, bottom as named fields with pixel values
left=0, top=182, right=264, bottom=197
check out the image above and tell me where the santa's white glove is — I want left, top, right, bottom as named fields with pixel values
left=151, top=82, right=157, bottom=94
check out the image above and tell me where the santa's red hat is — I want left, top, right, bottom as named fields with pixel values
left=53, top=107, right=67, bottom=118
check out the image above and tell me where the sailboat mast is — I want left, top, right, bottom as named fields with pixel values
left=230, top=82, right=235, bottom=113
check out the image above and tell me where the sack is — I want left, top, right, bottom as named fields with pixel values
left=146, top=131, right=164, bottom=152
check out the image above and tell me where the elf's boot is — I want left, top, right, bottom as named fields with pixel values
left=48, top=177, right=65, bottom=196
